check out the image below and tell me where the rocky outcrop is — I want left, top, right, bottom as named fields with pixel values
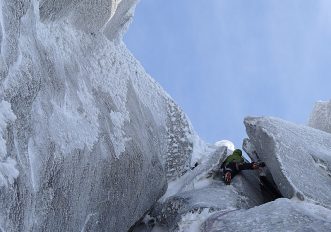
left=245, top=117, right=331, bottom=209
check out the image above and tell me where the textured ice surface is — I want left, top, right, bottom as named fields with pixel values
left=0, top=0, right=198, bottom=231
left=201, top=198, right=331, bottom=232
left=309, top=100, right=331, bottom=134
left=245, top=116, right=331, bottom=208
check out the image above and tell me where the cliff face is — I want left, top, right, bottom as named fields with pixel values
left=0, top=1, right=197, bottom=231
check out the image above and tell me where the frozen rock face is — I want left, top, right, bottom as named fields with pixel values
left=309, top=100, right=331, bottom=134
left=0, top=0, right=197, bottom=231
left=245, top=117, right=331, bottom=209
left=202, top=198, right=331, bottom=232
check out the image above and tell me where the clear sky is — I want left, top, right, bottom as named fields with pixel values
left=124, top=0, right=331, bottom=148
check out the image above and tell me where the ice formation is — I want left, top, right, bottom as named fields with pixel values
left=0, top=0, right=199, bottom=231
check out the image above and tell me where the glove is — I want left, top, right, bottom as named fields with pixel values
left=252, top=162, right=266, bottom=169
left=252, top=162, right=259, bottom=169
left=224, top=172, right=232, bottom=184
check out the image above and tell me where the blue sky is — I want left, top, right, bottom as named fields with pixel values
left=124, top=0, right=331, bottom=148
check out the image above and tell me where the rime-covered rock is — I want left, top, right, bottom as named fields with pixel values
left=201, top=198, right=331, bottom=232
left=245, top=116, right=331, bottom=209
left=0, top=1, right=198, bottom=231
left=152, top=186, right=239, bottom=231
left=309, top=100, right=331, bottom=134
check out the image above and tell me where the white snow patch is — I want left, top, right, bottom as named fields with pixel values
left=0, top=100, right=19, bottom=188
left=0, top=157, right=19, bottom=187
left=49, top=81, right=99, bottom=154
left=37, top=21, right=134, bottom=158
left=110, top=110, right=131, bottom=157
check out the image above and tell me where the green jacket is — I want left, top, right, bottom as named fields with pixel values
left=223, top=149, right=244, bottom=166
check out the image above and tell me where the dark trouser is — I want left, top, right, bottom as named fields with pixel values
left=223, top=162, right=255, bottom=177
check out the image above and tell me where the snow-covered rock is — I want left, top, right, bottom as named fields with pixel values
left=242, top=138, right=258, bottom=160
left=0, top=0, right=199, bottom=231
left=309, top=100, right=331, bottom=134
left=150, top=146, right=277, bottom=231
left=201, top=198, right=331, bottom=232
left=245, top=116, right=331, bottom=209
left=152, top=186, right=239, bottom=231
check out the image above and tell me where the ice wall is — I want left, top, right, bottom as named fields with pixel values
left=0, top=0, right=198, bottom=231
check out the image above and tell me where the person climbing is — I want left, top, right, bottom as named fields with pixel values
left=221, top=149, right=265, bottom=185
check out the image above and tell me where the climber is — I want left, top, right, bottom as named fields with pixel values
left=222, top=149, right=265, bottom=185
